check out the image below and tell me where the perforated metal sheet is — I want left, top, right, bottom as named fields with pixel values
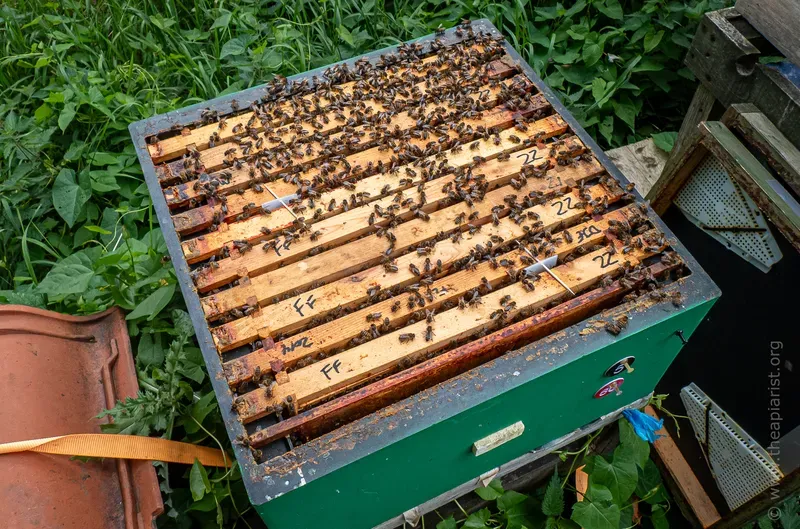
left=674, top=155, right=782, bottom=272
left=681, top=383, right=783, bottom=510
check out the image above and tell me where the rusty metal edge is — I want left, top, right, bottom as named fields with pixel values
left=129, top=19, right=720, bottom=502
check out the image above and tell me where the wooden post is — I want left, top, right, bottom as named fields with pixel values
left=648, top=85, right=716, bottom=214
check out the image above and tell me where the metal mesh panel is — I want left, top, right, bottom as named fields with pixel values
left=674, top=155, right=782, bottom=272
left=681, top=383, right=782, bottom=510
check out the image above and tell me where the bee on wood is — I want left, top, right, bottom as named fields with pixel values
left=409, top=263, right=421, bottom=276
left=499, top=294, right=512, bottom=306
left=366, top=312, right=382, bottom=322
left=233, top=240, right=252, bottom=253
left=605, top=315, right=629, bottom=336
left=468, top=290, right=482, bottom=307
left=425, top=309, right=435, bottom=324
left=490, top=308, right=506, bottom=322
left=391, top=300, right=402, bottom=313
left=425, top=325, right=435, bottom=342
left=399, top=333, right=415, bottom=343
left=407, top=296, right=418, bottom=310
left=670, top=291, right=683, bottom=307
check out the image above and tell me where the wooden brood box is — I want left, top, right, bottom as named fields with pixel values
left=131, top=20, right=719, bottom=529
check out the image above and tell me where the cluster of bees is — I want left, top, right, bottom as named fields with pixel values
left=188, top=85, right=544, bottom=284
left=174, top=24, right=688, bottom=427
left=160, top=25, right=506, bottom=200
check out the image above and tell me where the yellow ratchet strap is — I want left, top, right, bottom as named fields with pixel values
left=0, top=434, right=229, bottom=467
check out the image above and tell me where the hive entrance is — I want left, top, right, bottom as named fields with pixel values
left=144, top=25, right=685, bottom=458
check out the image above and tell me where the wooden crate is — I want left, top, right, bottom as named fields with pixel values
left=131, top=20, right=719, bottom=529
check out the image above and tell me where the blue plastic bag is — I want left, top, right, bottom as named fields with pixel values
left=622, top=409, right=664, bottom=443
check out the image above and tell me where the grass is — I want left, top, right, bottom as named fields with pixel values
left=0, top=0, right=727, bottom=526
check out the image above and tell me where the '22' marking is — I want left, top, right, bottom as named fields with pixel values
left=592, top=251, right=618, bottom=269
left=552, top=196, right=581, bottom=216
left=515, top=148, right=542, bottom=166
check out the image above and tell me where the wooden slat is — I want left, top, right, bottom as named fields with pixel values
left=245, top=261, right=680, bottom=447
left=149, top=42, right=495, bottom=164
left=209, top=175, right=616, bottom=350
left=722, top=103, right=800, bottom=197
left=645, top=406, right=722, bottom=528
left=648, top=85, right=715, bottom=214
left=163, top=62, right=521, bottom=209
left=173, top=74, right=542, bottom=236
left=186, top=115, right=570, bottom=278
left=200, top=155, right=599, bottom=321
left=235, top=242, right=656, bottom=422
left=182, top=102, right=562, bottom=262
left=223, top=206, right=637, bottom=382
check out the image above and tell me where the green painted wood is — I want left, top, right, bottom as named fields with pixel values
left=255, top=297, right=717, bottom=529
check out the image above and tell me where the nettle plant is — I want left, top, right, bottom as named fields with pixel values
left=436, top=420, right=670, bottom=529
left=478, top=0, right=730, bottom=148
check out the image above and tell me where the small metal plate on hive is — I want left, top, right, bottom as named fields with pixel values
left=604, top=356, right=635, bottom=377
left=472, top=421, right=525, bottom=456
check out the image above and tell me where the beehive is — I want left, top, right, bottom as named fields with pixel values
left=131, top=20, right=719, bottom=529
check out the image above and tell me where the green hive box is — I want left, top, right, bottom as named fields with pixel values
left=131, top=19, right=720, bottom=529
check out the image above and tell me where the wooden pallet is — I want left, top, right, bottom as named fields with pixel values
left=144, top=28, right=683, bottom=451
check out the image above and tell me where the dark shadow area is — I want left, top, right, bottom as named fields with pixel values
left=656, top=206, right=800, bottom=514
